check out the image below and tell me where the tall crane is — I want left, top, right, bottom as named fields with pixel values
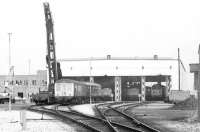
left=43, top=2, right=62, bottom=98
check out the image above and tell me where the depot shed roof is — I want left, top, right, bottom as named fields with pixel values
left=58, top=56, right=186, bottom=77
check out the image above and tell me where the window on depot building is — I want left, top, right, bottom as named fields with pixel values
left=18, top=92, right=23, bottom=98
left=42, top=80, right=46, bottom=86
left=32, top=80, right=37, bottom=85
left=19, top=80, right=22, bottom=85
left=24, top=80, right=27, bottom=86
left=9, top=80, right=14, bottom=85
left=16, top=80, right=19, bottom=85
left=24, top=80, right=28, bottom=86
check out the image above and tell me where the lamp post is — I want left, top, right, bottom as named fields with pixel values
left=26, top=59, right=31, bottom=103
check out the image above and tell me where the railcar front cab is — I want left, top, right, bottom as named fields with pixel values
left=54, top=79, right=102, bottom=104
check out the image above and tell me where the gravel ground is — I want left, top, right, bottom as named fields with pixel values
left=158, top=120, right=200, bottom=132
left=0, top=110, right=77, bottom=132
left=129, top=102, right=200, bottom=132
left=2, top=102, right=198, bottom=132
left=70, top=104, right=96, bottom=116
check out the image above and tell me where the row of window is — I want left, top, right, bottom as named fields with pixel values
left=69, top=66, right=173, bottom=70
left=1, top=80, right=47, bottom=86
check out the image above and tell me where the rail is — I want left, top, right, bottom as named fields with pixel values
left=96, top=101, right=161, bottom=132
left=28, top=105, right=101, bottom=132
left=29, top=102, right=161, bottom=132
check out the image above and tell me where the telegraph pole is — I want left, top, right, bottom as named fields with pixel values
left=8, top=33, right=11, bottom=67
left=178, top=48, right=181, bottom=91
left=8, top=32, right=12, bottom=111
left=198, top=45, right=200, bottom=120
left=28, top=59, right=31, bottom=75
left=26, top=59, right=31, bottom=103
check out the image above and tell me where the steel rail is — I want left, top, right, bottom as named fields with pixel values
left=96, top=102, right=148, bottom=132
left=103, top=102, right=142, bottom=117
left=29, top=102, right=160, bottom=132
left=111, top=121, right=144, bottom=132
left=122, top=103, right=161, bottom=132
left=31, top=105, right=143, bottom=132
left=95, top=105, right=119, bottom=132
left=108, top=104, right=161, bottom=132
left=43, top=106, right=141, bottom=132
left=96, top=101, right=160, bottom=132
left=28, top=106, right=101, bottom=132
left=55, top=110, right=102, bottom=132
left=65, top=109, right=145, bottom=132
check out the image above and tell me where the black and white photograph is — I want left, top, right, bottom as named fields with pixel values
left=0, top=0, right=200, bottom=131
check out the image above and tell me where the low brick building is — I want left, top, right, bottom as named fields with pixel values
left=0, top=70, right=47, bottom=99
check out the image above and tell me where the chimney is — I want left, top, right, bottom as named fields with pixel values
left=107, top=55, right=111, bottom=60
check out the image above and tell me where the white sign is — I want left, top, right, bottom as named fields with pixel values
left=5, top=82, right=9, bottom=87
left=9, top=66, right=14, bottom=76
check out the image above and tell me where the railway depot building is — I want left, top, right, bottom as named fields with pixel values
left=59, top=55, right=188, bottom=102
left=0, top=70, right=47, bottom=99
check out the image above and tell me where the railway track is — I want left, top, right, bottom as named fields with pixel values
left=29, top=104, right=118, bottom=132
left=29, top=102, right=161, bottom=132
left=96, top=101, right=161, bottom=132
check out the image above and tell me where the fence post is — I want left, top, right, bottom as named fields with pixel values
left=20, top=110, right=26, bottom=130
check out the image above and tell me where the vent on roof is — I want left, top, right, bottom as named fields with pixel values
left=107, top=55, right=111, bottom=60
left=154, top=55, right=158, bottom=60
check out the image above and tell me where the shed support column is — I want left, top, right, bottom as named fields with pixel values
left=89, top=76, right=94, bottom=104
left=115, top=76, right=121, bottom=101
left=141, top=76, right=146, bottom=101
left=165, top=76, right=171, bottom=100
left=89, top=76, right=94, bottom=83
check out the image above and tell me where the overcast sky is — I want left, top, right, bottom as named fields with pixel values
left=0, top=0, right=200, bottom=75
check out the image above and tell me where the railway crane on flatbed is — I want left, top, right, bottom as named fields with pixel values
left=43, top=2, right=62, bottom=102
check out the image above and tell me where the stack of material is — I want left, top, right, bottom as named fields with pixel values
left=171, top=95, right=197, bottom=110
left=169, top=90, right=191, bottom=103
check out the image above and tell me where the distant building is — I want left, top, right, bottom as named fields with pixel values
left=0, top=70, right=47, bottom=99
